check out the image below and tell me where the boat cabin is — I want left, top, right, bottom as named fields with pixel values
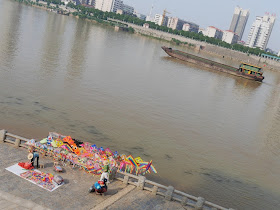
left=239, top=63, right=263, bottom=76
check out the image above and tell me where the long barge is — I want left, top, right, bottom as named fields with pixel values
left=162, top=46, right=264, bottom=82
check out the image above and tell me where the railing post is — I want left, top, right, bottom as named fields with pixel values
left=0, top=130, right=7, bottom=142
left=165, top=186, right=174, bottom=201
left=195, top=197, right=205, bottom=210
left=152, top=186, right=158, bottom=195
left=123, top=175, right=129, bottom=185
left=181, top=196, right=188, bottom=205
left=15, top=138, right=21, bottom=147
left=137, top=175, right=146, bottom=190
left=109, top=167, right=118, bottom=181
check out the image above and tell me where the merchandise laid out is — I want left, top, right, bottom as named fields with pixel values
left=20, top=170, right=56, bottom=191
left=5, top=164, right=62, bottom=192
left=6, top=133, right=157, bottom=192
left=26, top=133, right=157, bottom=176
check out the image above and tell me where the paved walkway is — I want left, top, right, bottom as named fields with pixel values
left=0, top=142, right=184, bottom=210
left=0, top=190, right=49, bottom=210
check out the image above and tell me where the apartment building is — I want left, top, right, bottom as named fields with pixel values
left=246, top=14, right=276, bottom=50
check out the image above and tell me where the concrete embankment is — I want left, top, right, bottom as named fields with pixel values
left=0, top=130, right=232, bottom=210
left=107, top=18, right=280, bottom=72
left=0, top=140, right=182, bottom=210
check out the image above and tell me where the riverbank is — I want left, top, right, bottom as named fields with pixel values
left=0, top=130, right=230, bottom=210
left=14, top=0, right=279, bottom=72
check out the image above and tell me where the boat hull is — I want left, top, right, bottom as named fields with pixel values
left=162, top=46, right=264, bottom=82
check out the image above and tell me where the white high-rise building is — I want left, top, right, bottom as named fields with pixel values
left=182, top=23, right=190, bottom=31
left=153, top=14, right=168, bottom=26
left=246, top=14, right=276, bottom=50
left=204, top=26, right=223, bottom=40
left=95, top=0, right=113, bottom=12
left=167, top=17, right=199, bottom=32
left=95, top=0, right=123, bottom=13
left=111, top=0, right=123, bottom=13
left=222, top=30, right=239, bottom=44
left=278, top=51, right=280, bottom=57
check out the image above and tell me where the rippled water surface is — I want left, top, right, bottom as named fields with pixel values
left=1, top=1, right=280, bottom=209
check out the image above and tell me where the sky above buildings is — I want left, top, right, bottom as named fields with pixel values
left=125, top=0, right=280, bottom=52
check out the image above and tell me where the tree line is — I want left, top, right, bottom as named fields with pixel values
left=65, top=3, right=277, bottom=57
left=16, top=0, right=278, bottom=58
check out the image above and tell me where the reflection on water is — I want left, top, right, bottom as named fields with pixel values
left=260, top=82, right=280, bottom=157
left=40, top=12, right=67, bottom=76
left=0, top=1, right=22, bottom=70
left=66, top=19, right=91, bottom=79
left=1, top=1, right=280, bottom=209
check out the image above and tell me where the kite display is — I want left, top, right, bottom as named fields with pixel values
left=29, top=133, right=157, bottom=177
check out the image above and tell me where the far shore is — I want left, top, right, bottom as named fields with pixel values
left=14, top=0, right=280, bottom=71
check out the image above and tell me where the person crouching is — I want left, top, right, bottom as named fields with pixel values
left=29, top=146, right=40, bottom=168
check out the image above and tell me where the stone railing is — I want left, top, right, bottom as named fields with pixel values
left=0, top=130, right=29, bottom=148
left=115, top=171, right=232, bottom=210
left=0, top=129, right=233, bottom=210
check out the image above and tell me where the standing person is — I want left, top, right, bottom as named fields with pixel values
left=30, top=147, right=40, bottom=168
left=100, top=160, right=110, bottom=183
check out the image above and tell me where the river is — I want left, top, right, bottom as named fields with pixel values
left=1, top=0, right=280, bottom=209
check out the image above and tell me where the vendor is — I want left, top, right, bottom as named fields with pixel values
left=100, top=160, right=110, bottom=183
left=30, top=146, right=40, bottom=168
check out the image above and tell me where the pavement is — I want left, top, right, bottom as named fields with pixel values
left=0, top=190, right=49, bottom=210
left=0, top=142, right=184, bottom=210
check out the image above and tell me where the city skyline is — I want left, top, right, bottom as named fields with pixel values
left=125, top=0, right=279, bottom=52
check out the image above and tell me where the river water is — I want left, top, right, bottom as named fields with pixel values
left=1, top=1, right=280, bottom=209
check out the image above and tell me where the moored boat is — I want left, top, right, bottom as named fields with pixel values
left=162, top=46, right=264, bottom=82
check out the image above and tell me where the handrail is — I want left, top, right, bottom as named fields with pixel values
left=145, top=180, right=168, bottom=189
left=174, top=189, right=198, bottom=200
left=117, top=170, right=144, bottom=180
left=0, top=129, right=233, bottom=210
left=6, top=133, right=30, bottom=142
